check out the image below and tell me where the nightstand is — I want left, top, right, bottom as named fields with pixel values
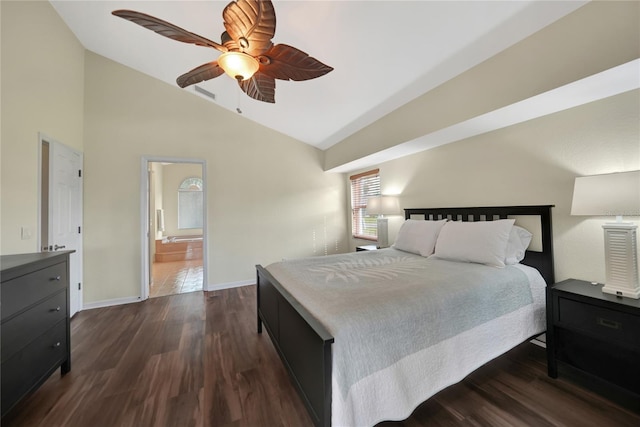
left=546, top=279, right=640, bottom=411
left=356, top=245, right=377, bottom=252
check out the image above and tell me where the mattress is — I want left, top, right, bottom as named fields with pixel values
left=266, top=248, right=546, bottom=426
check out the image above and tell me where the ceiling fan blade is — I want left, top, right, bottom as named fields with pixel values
left=259, top=44, right=333, bottom=81
left=112, top=10, right=227, bottom=52
left=223, top=0, right=275, bottom=56
left=238, top=72, right=275, bottom=103
left=176, top=61, right=225, bottom=88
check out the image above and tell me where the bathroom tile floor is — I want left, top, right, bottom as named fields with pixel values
left=150, top=259, right=203, bottom=298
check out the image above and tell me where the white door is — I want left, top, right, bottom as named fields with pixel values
left=49, top=141, right=83, bottom=317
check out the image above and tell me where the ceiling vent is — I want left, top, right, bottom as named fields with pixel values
left=194, top=85, right=216, bottom=101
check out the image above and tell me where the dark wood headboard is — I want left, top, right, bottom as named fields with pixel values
left=404, top=205, right=555, bottom=285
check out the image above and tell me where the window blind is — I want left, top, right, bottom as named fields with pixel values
left=350, top=169, right=380, bottom=240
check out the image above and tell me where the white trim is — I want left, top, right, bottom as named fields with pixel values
left=530, top=333, right=547, bottom=349
left=140, top=157, right=149, bottom=300
left=83, top=281, right=252, bottom=309
left=83, top=296, right=142, bottom=310
left=206, top=279, right=254, bottom=292
left=37, top=133, right=45, bottom=252
left=140, top=156, right=208, bottom=300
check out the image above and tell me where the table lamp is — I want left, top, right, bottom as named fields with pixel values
left=367, top=196, right=400, bottom=248
left=571, top=170, right=640, bottom=298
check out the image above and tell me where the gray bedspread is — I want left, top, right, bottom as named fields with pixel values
left=266, top=248, right=533, bottom=399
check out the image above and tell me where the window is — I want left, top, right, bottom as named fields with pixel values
left=178, top=177, right=203, bottom=229
left=350, top=169, right=380, bottom=240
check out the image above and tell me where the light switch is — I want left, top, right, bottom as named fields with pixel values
left=21, top=226, right=32, bottom=240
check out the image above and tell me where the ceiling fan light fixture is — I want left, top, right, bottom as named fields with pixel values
left=113, top=0, right=333, bottom=103
left=218, top=52, right=259, bottom=81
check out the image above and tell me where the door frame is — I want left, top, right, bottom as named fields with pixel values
left=140, top=156, right=208, bottom=300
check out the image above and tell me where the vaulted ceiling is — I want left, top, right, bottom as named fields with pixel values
left=51, top=0, right=591, bottom=150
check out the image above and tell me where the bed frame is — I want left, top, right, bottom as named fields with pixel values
left=256, top=205, right=554, bottom=427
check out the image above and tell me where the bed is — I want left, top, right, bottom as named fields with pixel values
left=256, top=205, right=554, bottom=427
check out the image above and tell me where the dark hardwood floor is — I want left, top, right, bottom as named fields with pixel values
left=3, top=286, right=638, bottom=427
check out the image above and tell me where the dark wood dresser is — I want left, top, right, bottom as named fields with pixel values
left=546, top=278, right=640, bottom=411
left=1, top=251, right=73, bottom=418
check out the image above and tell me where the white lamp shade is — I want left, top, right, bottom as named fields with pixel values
left=367, top=196, right=400, bottom=215
left=571, top=170, right=640, bottom=216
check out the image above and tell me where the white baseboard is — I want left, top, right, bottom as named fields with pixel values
left=530, top=333, right=547, bottom=348
left=81, top=280, right=253, bottom=311
left=206, top=279, right=253, bottom=292
left=83, top=295, right=143, bottom=310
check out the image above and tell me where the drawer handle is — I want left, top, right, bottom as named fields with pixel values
left=50, top=276, right=61, bottom=281
left=597, top=317, right=620, bottom=330
left=51, top=306, right=61, bottom=312
left=52, top=342, right=61, bottom=348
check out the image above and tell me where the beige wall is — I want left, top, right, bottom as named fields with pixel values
left=1, top=0, right=85, bottom=254
left=351, top=89, right=640, bottom=284
left=161, top=163, right=203, bottom=238
left=1, top=1, right=347, bottom=305
left=326, top=1, right=640, bottom=171
left=2, top=0, right=638, bottom=306
left=83, top=51, right=347, bottom=303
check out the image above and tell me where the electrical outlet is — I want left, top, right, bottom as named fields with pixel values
left=21, top=226, right=32, bottom=240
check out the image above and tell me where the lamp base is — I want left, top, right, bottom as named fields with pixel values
left=377, top=218, right=389, bottom=249
left=602, top=223, right=639, bottom=299
left=602, top=285, right=640, bottom=299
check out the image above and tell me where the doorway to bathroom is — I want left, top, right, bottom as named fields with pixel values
left=142, top=158, right=206, bottom=299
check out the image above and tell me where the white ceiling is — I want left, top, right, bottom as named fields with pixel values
left=50, top=0, right=588, bottom=149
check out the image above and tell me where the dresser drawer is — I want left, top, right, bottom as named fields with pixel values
left=1, top=290, right=67, bottom=363
left=1, top=262, right=67, bottom=320
left=556, top=296, right=640, bottom=349
left=0, top=320, right=68, bottom=415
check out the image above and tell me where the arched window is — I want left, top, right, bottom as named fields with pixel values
left=178, top=177, right=203, bottom=229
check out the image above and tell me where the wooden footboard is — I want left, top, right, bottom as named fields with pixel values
left=256, top=265, right=333, bottom=427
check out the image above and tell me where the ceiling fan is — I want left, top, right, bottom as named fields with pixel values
left=112, top=0, right=333, bottom=104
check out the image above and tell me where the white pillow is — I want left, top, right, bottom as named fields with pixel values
left=432, top=219, right=515, bottom=267
left=392, top=219, right=448, bottom=257
left=505, top=225, right=533, bottom=265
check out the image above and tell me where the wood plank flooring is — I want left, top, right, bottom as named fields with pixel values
left=3, top=286, right=639, bottom=427
left=150, top=260, right=203, bottom=298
